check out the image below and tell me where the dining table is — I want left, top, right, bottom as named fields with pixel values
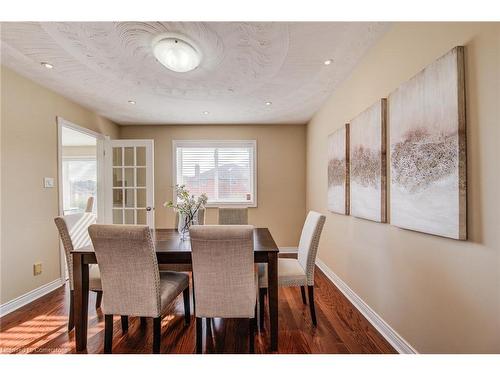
left=71, top=227, right=279, bottom=352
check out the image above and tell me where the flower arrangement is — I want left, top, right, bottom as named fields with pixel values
left=163, top=184, right=208, bottom=239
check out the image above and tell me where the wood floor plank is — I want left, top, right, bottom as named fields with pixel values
left=0, top=266, right=396, bottom=354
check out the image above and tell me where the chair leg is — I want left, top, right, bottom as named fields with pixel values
left=249, top=316, right=256, bottom=354
left=300, top=286, right=307, bottom=305
left=68, top=290, right=74, bottom=331
left=307, top=285, right=317, bottom=326
left=183, top=286, right=191, bottom=325
left=121, top=315, right=128, bottom=333
left=104, top=314, right=113, bottom=353
left=206, top=318, right=213, bottom=340
left=195, top=317, right=203, bottom=354
left=259, top=288, right=266, bottom=329
left=95, top=291, right=103, bottom=309
left=153, top=317, right=161, bottom=354
left=192, top=275, right=196, bottom=315
left=140, top=317, right=147, bottom=326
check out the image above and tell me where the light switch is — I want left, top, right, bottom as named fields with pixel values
left=44, top=177, right=55, bottom=188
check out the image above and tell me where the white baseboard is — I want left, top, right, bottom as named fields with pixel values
left=316, top=259, right=418, bottom=354
left=279, top=247, right=298, bottom=253
left=0, top=278, right=65, bottom=318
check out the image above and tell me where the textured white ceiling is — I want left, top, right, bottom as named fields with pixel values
left=1, top=22, right=390, bottom=125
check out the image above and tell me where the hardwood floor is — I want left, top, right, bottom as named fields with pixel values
left=0, top=266, right=396, bottom=354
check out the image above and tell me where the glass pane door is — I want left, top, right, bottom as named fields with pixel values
left=106, top=140, right=154, bottom=228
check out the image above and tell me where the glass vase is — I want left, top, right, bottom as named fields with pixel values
left=177, top=211, right=198, bottom=241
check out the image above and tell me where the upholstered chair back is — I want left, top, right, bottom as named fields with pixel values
left=85, top=196, right=94, bottom=213
left=218, top=208, right=248, bottom=225
left=54, top=212, right=96, bottom=290
left=197, top=208, right=206, bottom=225
left=297, top=211, right=326, bottom=286
left=88, top=224, right=161, bottom=317
left=190, top=225, right=255, bottom=318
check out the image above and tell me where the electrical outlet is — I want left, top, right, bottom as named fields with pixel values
left=33, top=263, right=42, bottom=276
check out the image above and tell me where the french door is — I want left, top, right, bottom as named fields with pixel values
left=105, top=139, right=155, bottom=229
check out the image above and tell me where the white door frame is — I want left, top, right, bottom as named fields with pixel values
left=104, top=139, right=155, bottom=229
left=56, top=117, right=105, bottom=279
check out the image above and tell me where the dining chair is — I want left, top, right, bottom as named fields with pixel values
left=88, top=224, right=190, bottom=354
left=85, top=196, right=94, bottom=213
left=258, top=211, right=325, bottom=326
left=190, top=225, right=257, bottom=353
left=218, top=207, right=248, bottom=225
left=54, top=212, right=102, bottom=331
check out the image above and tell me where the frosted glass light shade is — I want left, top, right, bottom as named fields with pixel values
left=152, top=37, right=201, bottom=73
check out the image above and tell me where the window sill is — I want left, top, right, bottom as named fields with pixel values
left=204, top=202, right=257, bottom=208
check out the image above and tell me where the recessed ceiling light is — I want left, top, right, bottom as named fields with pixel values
left=152, top=33, right=202, bottom=73
left=128, top=100, right=136, bottom=105
left=265, top=101, right=272, bottom=106
left=202, top=111, right=209, bottom=115
left=324, top=59, right=333, bottom=65
left=41, top=62, right=54, bottom=69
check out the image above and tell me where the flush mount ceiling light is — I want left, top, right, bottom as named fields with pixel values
left=41, top=62, right=53, bottom=69
left=202, top=111, right=210, bottom=115
left=152, top=33, right=202, bottom=73
left=128, top=100, right=136, bottom=105
left=324, top=59, right=333, bottom=65
left=265, top=101, right=272, bottom=106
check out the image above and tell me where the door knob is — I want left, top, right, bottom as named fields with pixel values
left=146, top=207, right=152, bottom=211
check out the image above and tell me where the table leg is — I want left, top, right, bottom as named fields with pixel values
left=73, top=254, right=89, bottom=351
left=267, top=252, right=278, bottom=351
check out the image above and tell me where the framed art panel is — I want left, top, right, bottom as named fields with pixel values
left=327, top=124, right=350, bottom=214
left=349, top=99, right=387, bottom=222
left=389, top=46, right=466, bottom=240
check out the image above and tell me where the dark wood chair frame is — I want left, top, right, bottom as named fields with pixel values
left=259, top=284, right=316, bottom=327
left=103, top=285, right=191, bottom=354
left=68, top=290, right=102, bottom=331
left=195, top=303, right=257, bottom=354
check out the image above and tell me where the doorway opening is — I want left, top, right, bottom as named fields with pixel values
left=57, top=117, right=105, bottom=280
left=57, top=117, right=104, bottom=217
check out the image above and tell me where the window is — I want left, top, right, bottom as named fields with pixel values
left=60, top=123, right=99, bottom=215
left=62, top=158, right=97, bottom=214
left=173, top=140, right=257, bottom=206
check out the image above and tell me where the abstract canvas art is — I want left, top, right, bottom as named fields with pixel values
left=327, top=124, right=349, bottom=214
left=389, top=46, right=466, bottom=240
left=349, top=99, right=387, bottom=222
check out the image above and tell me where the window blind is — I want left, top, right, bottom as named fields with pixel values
left=174, top=141, right=256, bottom=206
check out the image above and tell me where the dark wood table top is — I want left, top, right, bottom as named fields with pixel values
left=72, top=227, right=279, bottom=254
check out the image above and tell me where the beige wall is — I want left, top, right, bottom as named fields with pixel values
left=120, top=124, right=306, bottom=247
left=307, top=23, right=500, bottom=353
left=1, top=66, right=119, bottom=304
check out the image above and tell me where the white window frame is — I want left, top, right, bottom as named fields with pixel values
left=172, top=140, right=257, bottom=208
